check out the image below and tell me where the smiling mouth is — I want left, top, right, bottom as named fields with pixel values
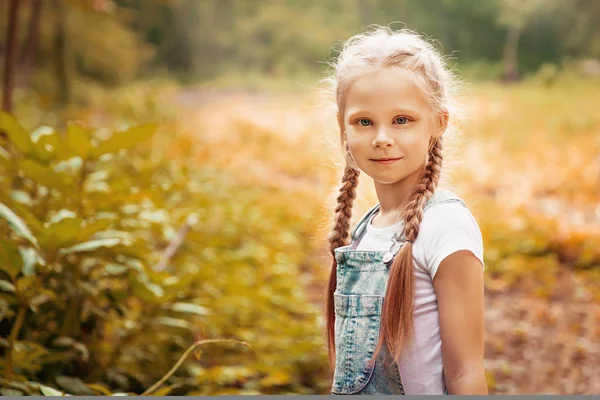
left=371, top=157, right=403, bottom=164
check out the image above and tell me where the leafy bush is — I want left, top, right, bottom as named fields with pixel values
left=0, top=112, right=330, bottom=395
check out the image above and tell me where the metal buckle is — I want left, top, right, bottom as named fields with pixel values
left=383, top=237, right=403, bottom=266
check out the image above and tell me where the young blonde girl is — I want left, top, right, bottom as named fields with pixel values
left=323, top=26, right=488, bottom=395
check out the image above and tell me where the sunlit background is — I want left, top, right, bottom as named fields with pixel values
left=1, top=0, right=599, bottom=395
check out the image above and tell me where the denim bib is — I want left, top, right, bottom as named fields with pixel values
left=331, top=189, right=467, bottom=395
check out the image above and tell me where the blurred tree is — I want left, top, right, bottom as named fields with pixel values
left=553, top=0, right=600, bottom=59
left=19, top=0, right=43, bottom=91
left=3, top=0, right=600, bottom=106
left=2, top=0, right=21, bottom=113
left=496, top=0, right=548, bottom=81
left=53, top=0, right=71, bottom=106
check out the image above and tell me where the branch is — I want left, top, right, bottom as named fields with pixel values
left=153, top=213, right=198, bottom=272
left=140, top=339, right=251, bottom=396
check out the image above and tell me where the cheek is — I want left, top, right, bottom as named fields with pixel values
left=345, top=133, right=368, bottom=152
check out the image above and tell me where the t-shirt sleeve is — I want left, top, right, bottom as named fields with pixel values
left=412, top=202, right=485, bottom=279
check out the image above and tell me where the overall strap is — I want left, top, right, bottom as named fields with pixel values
left=423, top=188, right=467, bottom=212
left=349, top=203, right=380, bottom=248
left=348, top=188, right=467, bottom=248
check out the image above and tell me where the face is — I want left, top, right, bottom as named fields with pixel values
left=339, top=68, right=447, bottom=186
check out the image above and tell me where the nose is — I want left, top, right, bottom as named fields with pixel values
left=372, top=126, right=394, bottom=148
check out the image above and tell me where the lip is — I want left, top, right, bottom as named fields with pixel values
left=371, top=157, right=403, bottom=165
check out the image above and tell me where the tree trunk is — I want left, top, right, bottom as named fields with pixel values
left=503, top=25, right=521, bottom=82
left=2, top=0, right=21, bottom=113
left=19, top=0, right=43, bottom=90
left=53, top=0, right=71, bottom=106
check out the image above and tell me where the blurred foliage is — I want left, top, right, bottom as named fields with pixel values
left=176, top=75, right=600, bottom=394
left=0, top=111, right=331, bottom=395
left=2, top=0, right=600, bottom=102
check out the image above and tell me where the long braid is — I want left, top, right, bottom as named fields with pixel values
left=372, top=136, right=444, bottom=367
left=328, top=164, right=361, bottom=253
left=325, top=163, right=360, bottom=367
left=403, top=136, right=444, bottom=241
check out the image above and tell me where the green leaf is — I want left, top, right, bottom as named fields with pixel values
left=40, top=214, right=82, bottom=251
left=150, top=386, right=173, bottom=396
left=0, top=380, right=32, bottom=394
left=155, top=316, right=194, bottom=330
left=19, top=247, right=43, bottom=276
left=39, top=384, right=70, bottom=396
left=92, top=123, right=158, bottom=157
left=66, top=123, right=92, bottom=158
left=0, top=144, right=11, bottom=164
left=13, top=340, right=47, bottom=373
left=19, top=248, right=37, bottom=276
left=31, top=127, right=61, bottom=163
left=0, top=112, right=32, bottom=155
left=16, top=275, right=38, bottom=299
left=52, top=337, right=90, bottom=361
left=59, top=237, right=121, bottom=254
left=0, top=203, right=39, bottom=248
left=10, top=203, right=44, bottom=235
left=77, top=218, right=113, bottom=242
left=52, top=336, right=75, bottom=346
left=92, top=229, right=134, bottom=244
left=0, top=280, right=15, bottom=292
left=29, top=291, right=54, bottom=309
left=0, top=298, right=13, bottom=321
left=131, top=275, right=164, bottom=303
left=55, top=376, right=94, bottom=395
left=104, top=263, right=129, bottom=275
left=11, top=190, right=33, bottom=206
left=48, top=209, right=77, bottom=224
left=1, top=388, right=24, bottom=396
left=54, top=156, right=83, bottom=173
left=85, top=383, right=112, bottom=396
left=30, top=126, right=54, bottom=142
left=0, top=241, right=23, bottom=278
left=18, top=158, right=70, bottom=191
left=171, top=302, right=212, bottom=316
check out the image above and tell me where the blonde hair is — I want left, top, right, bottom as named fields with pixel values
left=323, top=25, right=464, bottom=369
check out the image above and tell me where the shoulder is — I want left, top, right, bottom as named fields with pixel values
left=413, top=194, right=485, bottom=279
left=423, top=198, right=480, bottom=234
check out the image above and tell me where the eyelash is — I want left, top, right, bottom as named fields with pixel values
left=355, top=116, right=410, bottom=126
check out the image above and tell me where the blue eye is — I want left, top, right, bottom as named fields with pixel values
left=358, top=118, right=372, bottom=127
left=394, top=116, right=408, bottom=124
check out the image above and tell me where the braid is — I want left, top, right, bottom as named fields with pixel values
left=325, top=162, right=360, bottom=367
left=328, top=164, right=360, bottom=254
left=403, top=136, right=444, bottom=240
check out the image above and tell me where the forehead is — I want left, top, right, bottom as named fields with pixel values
left=344, top=68, right=429, bottom=115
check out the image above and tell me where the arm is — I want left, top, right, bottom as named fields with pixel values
left=433, top=250, right=488, bottom=395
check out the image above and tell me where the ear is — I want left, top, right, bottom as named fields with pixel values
left=433, top=109, right=449, bottom=139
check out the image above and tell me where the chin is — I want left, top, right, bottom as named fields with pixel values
left=368, top=173, right=406, bottom=185
left=375, top=179, right=404, bottom=185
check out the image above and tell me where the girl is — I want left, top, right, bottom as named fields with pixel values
left=323, top=26, right=488, bottom=395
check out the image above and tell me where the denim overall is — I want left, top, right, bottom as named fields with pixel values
left=331, top=189, right=467, bottom=395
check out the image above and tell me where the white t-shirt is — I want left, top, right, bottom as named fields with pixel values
left=355, top=201, right=485, bottom=395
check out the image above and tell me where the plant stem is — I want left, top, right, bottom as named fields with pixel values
left=4, top=304, right=27, bottom=381
left=140, top=339, right=250, bottom=396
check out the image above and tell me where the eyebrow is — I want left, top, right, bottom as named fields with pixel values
left=347, top=108, right=419, bottom=120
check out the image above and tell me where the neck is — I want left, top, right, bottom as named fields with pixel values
left=374, top=164, right=426, bottom=217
